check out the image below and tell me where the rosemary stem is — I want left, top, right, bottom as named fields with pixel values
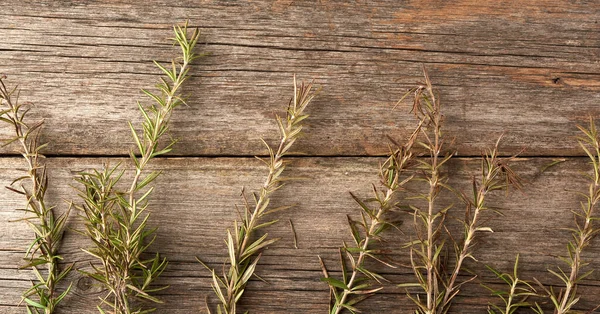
left=127, top=58, right=190, bottom=211
left=333, top=188, right=393, bottom=314
left=505, top=279, right=517, bottom=314
left=239, top=133, right=286, bottom=256
left=556, top=181, right=599, bottom=314
left=442, top=161, right=497, bottom=308
left=0, top=79, right=62, bottom=313
left=426, top=97, right=441, bottom=314
left=112, top=57, right=192, bottom=314
left=211, top=78, right=314, bottom=314
left=225, top=119, right=290, bottom=313
left=426, top=172, right=436, bottom=313
left=75, top=23, right=199, bottom=314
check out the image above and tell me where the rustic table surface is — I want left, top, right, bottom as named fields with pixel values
left=1, top=1, right=599, bottom=313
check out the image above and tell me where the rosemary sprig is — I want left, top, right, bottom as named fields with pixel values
left=200, top=77, right=316, bottom=314
left=440, top=136, right=522, bottom=311
left=541, top=117, right=600, bottom=314
left=319, top=118, right=422, bottom=314
left=484, top=255, right=538, bottom=314
left=0, top=76, right=73, bottom=314
left=402, top=69, right=519, bottom=314
left=76, top=22, right=200, bottom=314
left=403, top=70, right=453, bottom=314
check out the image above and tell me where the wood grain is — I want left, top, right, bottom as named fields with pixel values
left=1, top=156, right=600, bottom=313
left=1, top=1, right=600, bottom=313
left=0, top=0, right=598, bottom=156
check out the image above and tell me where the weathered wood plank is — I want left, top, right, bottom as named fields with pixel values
left=0, top=1, right=598, bottom=156
left=1, top=156, right=600, bottom=313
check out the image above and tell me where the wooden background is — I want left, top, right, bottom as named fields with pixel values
left=1, top=1, right=600, bottom=313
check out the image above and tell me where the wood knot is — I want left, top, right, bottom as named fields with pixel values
left=77, top=276, right=93, bottom=291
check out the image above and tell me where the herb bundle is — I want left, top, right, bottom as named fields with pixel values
left=75, top=23, right=200, bottom=314
left=319, top=69, right=521, bottom=314
left=0, top=77, right=73, bottom=314
left=200, top=77, right=316, bottom=314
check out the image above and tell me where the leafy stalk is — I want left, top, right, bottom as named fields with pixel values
left=441, top=136, right=522, bottom=311
left=542, top=117, right=600, bottom=314
left=76, top=22, right=200, bottom=314
left=404, top=70, right=453, bottom=314
left=200, top=77, right=316, bottom=314
left=484, top=255, right=538, bottom=314
left=402, top=69, right=519, bottom=314
left=0, top=76, right=73, bottom=314
left=319, top=118, right=422, bottom=314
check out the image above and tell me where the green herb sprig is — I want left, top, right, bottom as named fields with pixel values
left=0, top=76, right=73, bottom=314
left=199, top=77, right=316, bottom=314
left=484, top=255, right=539, bottom=314
left=537, top=117, right=600, bottom=314
left=319, top=117, right=422, bottom=314
left=75, top=22, right=200, bottom=314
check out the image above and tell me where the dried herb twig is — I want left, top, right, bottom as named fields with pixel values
left=76, top=22, right=200, bottom=314
left=0, top=76, right=73, bottom=314
left=440, top=136, right=522, bottom=311
left=401, top=69, right=519, bottom=314
left=199, top=77, right=316, bottom=314
left=320, top=118, right=422, bottom=314
left=402, top=70, right=453, bottom=314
